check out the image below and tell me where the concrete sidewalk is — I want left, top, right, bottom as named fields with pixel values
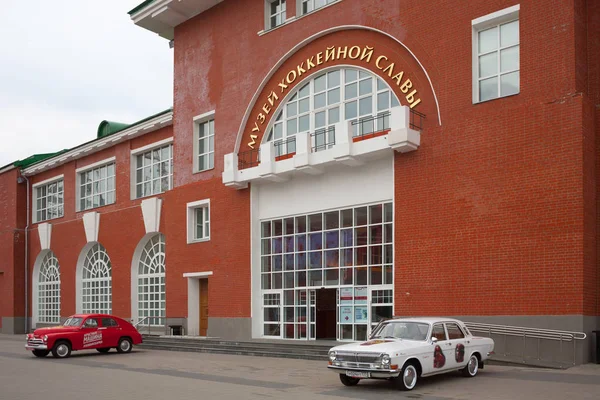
left=3, top=334, right=600, bottom=399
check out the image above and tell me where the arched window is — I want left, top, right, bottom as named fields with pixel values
left=38, top=251, right=61, bottom=324
left=265, top=67, right=400, bottom=154
left=81, top=243, right=112, bottom=314
left=137, top=233, right=166, bottom=325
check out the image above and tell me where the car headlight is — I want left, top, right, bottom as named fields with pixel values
left=42, top=335, right=48, bottom=342
left=329, top=351, right=337, bottom=361
left=381, top=354, right=391, bottom=365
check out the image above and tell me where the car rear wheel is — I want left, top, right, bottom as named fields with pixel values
left=116, top=338, right=132, bottom=353
left=339, top=374, right=360, bottom=386
left=51, top=341, right=71, bottom=359
left=396, top=363, right=418, bottom=391
left=96, top=348, right=110, bottom=353
left=462, top=354, right=479, bottom=377
left=32, top=350, right=50, bottom=358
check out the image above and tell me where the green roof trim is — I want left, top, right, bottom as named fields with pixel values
left=16, top=107, right=172, bottom=171
left=14, top=150, right=70, bottom=168
left=128, top=0, right=156, bottom=15
left=97, top=121, right=130, bottom=138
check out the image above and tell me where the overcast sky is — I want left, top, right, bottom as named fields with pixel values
left=0, top=0, right=173, bottom=167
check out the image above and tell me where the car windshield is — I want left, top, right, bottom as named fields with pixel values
left=370, top=322, right=430, bottom=341
left=62, top=317, right=83, bottom=327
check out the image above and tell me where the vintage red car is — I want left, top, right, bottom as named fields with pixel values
left=25, top=314, right=143, bottom=358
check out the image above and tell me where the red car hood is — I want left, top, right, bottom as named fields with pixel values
left=32, top=326, right=79, bottom=335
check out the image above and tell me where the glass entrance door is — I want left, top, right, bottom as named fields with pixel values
left=263, top=291, right=282, bottom=338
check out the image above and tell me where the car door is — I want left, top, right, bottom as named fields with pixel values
left=79, top=317, right=104, bottom=350
left=444, top=322, right=468, bottom=369
left=429, top=323, right=454, bottom=372
left=100, top=317, right=121, bottom=347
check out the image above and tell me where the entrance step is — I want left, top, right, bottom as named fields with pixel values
left=138, top=335, right=333, bottom=361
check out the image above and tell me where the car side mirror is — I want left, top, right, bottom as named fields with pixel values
left=431, top=337, right=438, bottom=344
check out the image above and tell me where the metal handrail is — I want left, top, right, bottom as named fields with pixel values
left=133, top=316, right=168, bottom=336
left=465, top=322, right=587, bottom=341
left=464, top=321, right=586, bottom=367
left=351, top=111, right=391, bottom=138
left=310, top=126, right=335, bottom=152
left=274, top=136, right=296, bottom=158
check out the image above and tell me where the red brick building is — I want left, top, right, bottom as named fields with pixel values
left=1, top=0, right=599, bottom=362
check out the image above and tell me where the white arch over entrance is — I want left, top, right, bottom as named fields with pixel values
left=234, top=24, right=442, bottom=153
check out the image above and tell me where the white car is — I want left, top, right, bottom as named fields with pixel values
left=327, top=317, right=495, bottom=391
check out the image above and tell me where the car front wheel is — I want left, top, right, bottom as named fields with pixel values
left=51, top=341, right=71, bottom=359
left=462, top=354, right=479, bottom=377
left=396, top=363, right=418, bottom=391
left=32, top=350, right=50, bottom=358
left=339, top=374, right=360, bottom=386
left=116, top=338, right=132, bottom=353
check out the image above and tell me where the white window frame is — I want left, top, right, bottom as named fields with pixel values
left=80, top=243, right=112, bottom=315
left=37, top=251, right=61, bottom=324
left=193, top=111, right=215, bottom=174
left=263, top=66, right=401, bottom=154
left=472, top=4, right=520, bottom=103
left=75, top=157, right=116, bottom=212
left=265, top=0, right=287, bottom=30
left=130, top=137, right=174, bottom=200
left=136, top=233, right=166, bottom=326
left=297, top=0, right=340, bottom=17
left=186, top=199, right=210, bottom=244
left=32, top=174, right=65, bottom=224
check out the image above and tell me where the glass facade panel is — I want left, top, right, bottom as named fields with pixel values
left=137, top=234, right=166, bottom=326
left=477, top=18, right=519, bottom=102
left=81, top=243, right=112, bottom=314
left=265, top=67, right=401, bottom=151
left=38, top=251, right=61, bottom=324
left=261, top=202, right=393, bottom=340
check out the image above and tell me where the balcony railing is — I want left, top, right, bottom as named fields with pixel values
left=274, top=136, right=297, bottom=160
left=351, top=111, right=391, bottom=141
left=224, top=106, right=423, bottom=188
left=238, top=148, right=260, bottom=170
left=409, top=109, right=425, bottom=131
left=311, top=126, right=336, bottom=152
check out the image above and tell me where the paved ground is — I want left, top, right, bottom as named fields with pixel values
left=1, top=334, right=599, bottom=400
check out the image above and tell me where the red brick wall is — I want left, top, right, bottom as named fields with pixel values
left=171, top=0, right=594, bottom=318
left=161, top=179, right=250, bottom=318
left=588, top=0, right=600, bottom=319
left=0, top=168, right=18, bottom=328
left=597, top=106, right=600, bottom=317
left=9, top=0, right=599, bottom=325
left=0, top=167, right=28, bottom=330
left=26, top=126, right=173, bottom=319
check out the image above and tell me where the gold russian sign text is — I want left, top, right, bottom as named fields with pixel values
left=247, top=45, right=422, bottom=149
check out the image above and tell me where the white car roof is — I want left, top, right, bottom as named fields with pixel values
left=385, top=317, right=467, bottom=325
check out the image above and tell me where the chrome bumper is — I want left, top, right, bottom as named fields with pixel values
left=25, top=343, right=48, bottom=350
left=327, top=364, right=400, bottom=378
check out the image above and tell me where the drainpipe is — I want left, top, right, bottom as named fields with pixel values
left=23, top=174, right=30, bottom=334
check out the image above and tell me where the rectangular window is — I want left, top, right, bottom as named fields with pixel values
left=195, top=206, right=210, bottom=240
left=78, top=162, right=116, bottom=211
left=34, top=177, right=64, bottom=223
left=134, top=143, right=173, bottom=199
left=197, top=119, right=215, bottom=172
left=267, top=0, right=286, bottom=29
left=299, top=0, right=337, bottom=16
left=473, top=5, right=520, bottom=103
left=187, top=199, right=210, bottom=243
